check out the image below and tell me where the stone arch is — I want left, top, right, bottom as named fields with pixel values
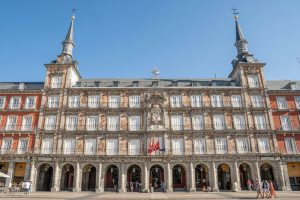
left=127, top=164, right=142, bottom=192
left=217, top=163, right=232, bottom=190
left=239, top=162, right=252, bottom=190
left=260, top=162, right=277, bottom=189
left=104, top=164, right=119, bottom=192
left=36, top=163, right=53, bottom=191
left=172, top=164, right=187, bottom=191
left=60, top=163, right=75, bottom=191
left=149, top=164, right=165, bottom=192
left=195, top=163, right=210, bottom=190
left=81, top=164, right=96, bottom=191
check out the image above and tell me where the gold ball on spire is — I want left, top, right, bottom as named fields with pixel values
left=72, top=15, right=75, bottom=21
left=234, top=15, right=238, bottom=20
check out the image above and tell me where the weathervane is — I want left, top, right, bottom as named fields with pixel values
left=152, top=67, right=160, bottom=79
left=72, top=8, right=77, bottom=20
left=231, top=7, right=239, bottom=20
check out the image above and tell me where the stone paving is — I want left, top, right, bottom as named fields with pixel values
left=0, top=191, right=300, bottom=200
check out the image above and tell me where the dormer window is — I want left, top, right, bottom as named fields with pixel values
left=132, top=81, right=139, bottom=87
left=192, top=81, right=200, bottom=86
left=172, top=81, right=178, bottom=87
left=113, top=81, right=119, bottom=87
left=290, top=82, right=297, bottom=90
left=152, top=81, right=158, bottom=87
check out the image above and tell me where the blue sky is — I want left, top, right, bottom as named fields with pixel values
left=1, top=0, right=300, bottom=81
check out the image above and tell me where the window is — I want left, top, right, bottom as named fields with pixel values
left=191, top=95, right=202, bottom=107
left=295, top=96, right=300, bottom=109
left=248, top=75, right=259, bottom=88
left=231, top=95, right=242, bottom=107
left=51, top=76, right=62, bottom=88
left=233, top=115, right=246, bottom=130
left=258, top=137, right=270, bottom=153
left=41, top=138, right=53, bottom=154
left=170, top=95, right=182, bottom=108
left=254, top=115, right=267, bottom=130
left=108, top=96, right=120, bottom=108
left=211, top=95, right=222, bottom=107
left=284, top=138, right=297, bottom=154
left=128, top=139, right=140, bottom=155
left=1, top=138, right=13, bottom=153
left=172, top=138, right=184, bottom=155
left=276, top=97, right=288, bottom=109
left=106, top=139, right=118, bottom=155
left=107, top=116, right=119, bottom=131
left=129, top=95, right=141, bottom=108
left=66, top=116, right=78, bottom=131
left=280, top=115, right=292, bottom=130
left=213, top=115, right=225, bottom=130
left=171, top=115, right=183, bottom=130
left=85, top=139, right=96, bottom=155
left=215, top=138, right=227, bottom=154
left=0, top=97, right=6, bottom=109
left=63, top=138, right=76, bottom=154
left=9, top=96, right=21, bottom=109
left=251, top=95, right=263, bottom=107
left=192, top=115, right=204, bottom=130
left=21, top=116, right=32, bottom=131
left=68, top=95, right=80, bottom=108
left=48, top=96, right=59, bottom=108
left=88, top=95, right=100, bottom=108
left=44, top=116, right=56, bottom=130
left=5, top=116, right=17, bottom=131
left=129, top=116, right=140, bottom=131
left=194, top=138, right=206, bottom=154
left=25, top=96, right=35, bottom=109
left=236, top=137, right=250, bottom=153
left=86, top=116, right=98, bottom=131
left=17, top=138, right=28, bottom=154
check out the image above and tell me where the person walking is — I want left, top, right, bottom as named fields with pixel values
left=262, top=180, right=269, bottom=198
left=247, top=179, right=252, bottom=190
left=254, top=179, right=263, bottom=199
left=269, top=180, right=277, bottom=199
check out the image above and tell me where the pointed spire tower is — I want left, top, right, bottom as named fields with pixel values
left=232, top=12, right=256, bottom=68
left=60, top=14, right=75, bottom=58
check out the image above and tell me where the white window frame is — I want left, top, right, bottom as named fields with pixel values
left=211, top=95, right=223, bottom=107
left=172, top=138, right=184, bottom=155
left=0, top=97, right=6, bottom=109
left=236, top=137, right=250, bottom=153
left=44, top=116, right=56, bottom=130
left=9, top=96, right=21, bottom=109
left=66, top=116, right=78, bottom=131
left=254, top=115, right=267, bottom=130
left=251, top=95, right=263, bottom=108
left=1, top=138, right=13, bottom=153
left=17, top=138, right=28, bottom=154
left=48, top=96, right=59, bottom=108
left=170, top=95, right=182, bottom=108
left=284, top=138, right=297, bottom=154
left=68, top=95, right=80, bottom=108
left=129, top=116, right=141, bottom=131
left=88, top=95, right=100, bottom=108
left=63, top=138, right=76, bottom=154
left=280, top=115, right=292, bottom=131
left=51, top=76, right=63, bottom=88
left=108, top=96, right=120, bottom=108
left=215, top=137, right=227, bottom=154
left=194, top=138, right=206, bottom=154
left=86, top=116, right=99, bottom=131
left=191, top=95, right=202, bottom=107
left=25, top=96, right=36, bottom=109
left=41, top=138, right=53, bottom=154
left=192, top=115, right=204, bottom=130
left=5, top=116, right=17, bottom=131
left=276, top=96, right=288, bottom=109
left=21, top=115, right=33, bottom=131
left=128, top=139, right=140, bottom=155
left=85, top=139, right=97, bottom=155
left=106, top=139, right=118, bottom=155
left=231, top=95, right=242, bottom=107
left=213, top=115, right=225, bottom=130
left=107, top=116, right=120, bottom=131
left=258, top=137, right=270, bottom=153
left=294, top=96, right=300, bottom=109
left=233, top=115, right=246, bottom=130
left=248, top=75, right=259, bottom=88
left=171, top=115, right=183, bottom=130
left=129, top=95, right=141, bottom=108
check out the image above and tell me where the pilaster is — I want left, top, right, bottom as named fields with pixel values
left=211, top=161, right=219, bottom=191
left=5, top=162, right=15, bottom=188
left=189, top=162, right=196, bottom=192
left=166, top=162, right=173, bottom=192
left=73, top=162, right=81, bottom=192
left=95, top=163, right=104, bottom=193
left=51, top=162, right=60, bottom=192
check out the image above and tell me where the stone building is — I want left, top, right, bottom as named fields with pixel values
left=0, top=82, right=43, bottom=187
left=27, top=14, right=293, bottom=193
left=268, top=81, right=300, bottom=190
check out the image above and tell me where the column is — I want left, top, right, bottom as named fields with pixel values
left=5, top=162, right=15, bottom=188
left=96, top=163, right=104, bottom=193
left=281, top=162, right=292, bottom=191
left=29, top=162, right=36, bottom=192
left=232, top=161, right=241, bottom=191
left=211, top=161, right=219, bottom=191
left=143, top=163, right=149, bottom=192
left=119, top=163, right=126, bottom=193
left=189, top=162, right=196, bottom=192
left=51, top=162, right=60, bottom=192
left=24, top=160, right=31, bottom=180
left=73, top=162, right=81, bottom=192
left=254, top=161, right=261, bottom=185
left=277, top=161, right=290, bottom=191
left=166, top=162, right=173, bottom=192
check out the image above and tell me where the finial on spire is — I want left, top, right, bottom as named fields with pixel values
left=72, top=8, right=77, bottom=21
left=152, top=67, right=160, bottom=79
left=231, top=7, right=239, bottom=20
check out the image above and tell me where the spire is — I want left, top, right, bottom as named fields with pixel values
left=60, top=14, right=75, bottom=58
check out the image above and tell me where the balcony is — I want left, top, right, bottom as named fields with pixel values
left=275, top=126, right=300, bottom=133
left=0, top=125, right=36, bottom=133
left=0, top=148, right=33, bottom=155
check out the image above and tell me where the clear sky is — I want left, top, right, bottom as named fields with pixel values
left=1, top=0, right=300, bottom=82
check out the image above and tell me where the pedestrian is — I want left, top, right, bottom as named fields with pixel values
left=22, top=180, right=30, bottom=196
left=130, top=181, right=133, bottom=192
left=254, top=179, right=263, bottom=199
left=269, top=180, right=276, bottom=199
left=247, top=179, right=252, bottom=190
left=262, top=180, right=269, bottom=198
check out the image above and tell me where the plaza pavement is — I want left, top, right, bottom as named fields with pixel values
left=0, top=191, right=300, bottom=200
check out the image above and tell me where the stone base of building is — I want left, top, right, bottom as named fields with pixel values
left=95, top=188, right=104, bottom=193
left=188, top=188, right=196, bottom=192
left=119, top=188, right=126, bottom=193
left=142, top=188, right=149, bottom=193
left=72, top=188, right=81, bottom=192
left=51, top=187, right=59, bottom=192
left=166, top=188, right=173, bottom=193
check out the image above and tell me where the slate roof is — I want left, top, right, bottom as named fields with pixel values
left=267, top=80, right=300, bottom=91
left=0, top=82, right=44, bottom=91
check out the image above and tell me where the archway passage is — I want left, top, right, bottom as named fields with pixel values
left=287, top=162, right=300, bottom=191
left=195, top=164, right=209, bottom=191
left=239, top=163, right=252, bottom=190
left=60, top=164, right=74, bottom=191
left=217, top=163, right=231, bottom=190
left=37, top=163, right=53, bottom=191
left=260, top=163, right=277, bottom=190
left=82, top=164, right=96, bottom=191
left=150, top=165, right=164, bottom=192
left=172, top=165, right=186, bottom=191
left=105, top=165, right=119, bottom=192
left=127, top=165, right=142, bottom=192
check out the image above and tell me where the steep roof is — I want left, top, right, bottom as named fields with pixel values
left=267, top=80, right=300, bottom=91
left=0, top=82, right=44, bottom=91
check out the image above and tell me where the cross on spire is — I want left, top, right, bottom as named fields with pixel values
left=231, top=7, right=239, bottom=20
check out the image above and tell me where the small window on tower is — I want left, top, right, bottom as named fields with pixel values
left=172, top=81, right=178, bottom=87
left=132, top=81, right=139, bottom=87
left=113, top=81, right=119, bottom=87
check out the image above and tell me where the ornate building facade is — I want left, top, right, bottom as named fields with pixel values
left=25, top=14, right=292, bottom=193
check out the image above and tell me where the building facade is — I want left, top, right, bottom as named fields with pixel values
left=0, top=82, right=43, bottom=188
left=268, top=81, right=300, bottom=190
left=25, top=14, right=292, bottom=193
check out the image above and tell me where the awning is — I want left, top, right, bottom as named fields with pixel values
left=0, top=172, right=10, bottom=178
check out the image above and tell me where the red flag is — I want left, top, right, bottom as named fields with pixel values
left=155, top=141, right=160, bottom=151
left=148, top=139, right=153, bottom=154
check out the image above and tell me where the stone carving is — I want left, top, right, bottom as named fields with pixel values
left=150, top=104, right=162, bottom=125
left=145, top=92, right=166, bottom=130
